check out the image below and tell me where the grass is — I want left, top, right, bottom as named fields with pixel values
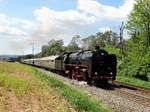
left=33, top=70, right=109, bottom=112
left=117, top=75, right=150, bottom=89
left=0, top=61, right=110, bottom=112
left=0, top=72, right=30, bottom=93
left=0, top=62, right=75, bottom=112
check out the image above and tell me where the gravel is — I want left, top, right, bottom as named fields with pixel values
left=39, top=69, right=150, bottom=112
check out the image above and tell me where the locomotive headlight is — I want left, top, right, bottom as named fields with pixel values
left=95, top=72, right=98, bottom=75
left=110, top=72, right=113, bottom=75
left=101, top=53, right=104, bottom=55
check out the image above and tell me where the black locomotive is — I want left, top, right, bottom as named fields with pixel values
left=55, top=47, right=117, bottom=85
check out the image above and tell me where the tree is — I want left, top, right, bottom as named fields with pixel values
left=127, top=0, right=150, bottom=46
left=82, top=35, right=96, bottom=50
left=101, top=31, right=119, bottom=47
left=41, top=39, right=64, bottom=56
left=41, top=45, right=49, bottom=56
left=82, top=31, right=120, bottom=50
left=122, top=0, right=150, bottom=80
left=67, top=35, right=81, bottom=52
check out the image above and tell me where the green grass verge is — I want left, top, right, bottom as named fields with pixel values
left=117, top=75, right=150, bottom=89
left=31, top=67, right=110, bottom=112
left=0, top=72, right=30, bottom=92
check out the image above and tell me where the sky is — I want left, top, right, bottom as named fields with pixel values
left=0, top=0, right=136, bottom=55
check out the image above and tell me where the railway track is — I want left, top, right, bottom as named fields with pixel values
left=111, top=81, right=150, bottom=107
left=114, top=88, right=150, bottom=107
left=113, top=81, right=150, bottom=94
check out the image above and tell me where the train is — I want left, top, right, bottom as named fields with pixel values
left=22, top=47, right=117, bottom=85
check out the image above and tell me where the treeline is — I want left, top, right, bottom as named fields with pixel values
left=35, top=31, right=120, bottom=57
left=21, top=0, right=150, bottom=81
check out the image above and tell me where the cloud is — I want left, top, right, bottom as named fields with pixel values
left=0, top=14, right=34, bottom=36
left=32, top=7, right=97, bottom=44
left=99, top=27, right=111, bottom=32
left=0, top=0, right=136, bottom=54
left=78, top=0, right=103, bottom=17
left=0, top=13, right=35, bottom=53
left=33, top=7, right=96, bottom=30
left=78, top=0, right=135, bottom=20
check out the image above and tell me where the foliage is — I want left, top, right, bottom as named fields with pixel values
left=127, top=0, right=150, bottom=46
left=120, top=0, right=150, bottom=81
left=66, top=35, right=81, bottom=52
left=104, top=44, right=121, bottom=58
left=82, top=31, right=120, bottom=50
left=18, top=54, right=34, bottom=60
left=41, top=39, right=64, bottom=56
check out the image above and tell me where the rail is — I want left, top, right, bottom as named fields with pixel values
left=113, top=81, right=150, bottom=93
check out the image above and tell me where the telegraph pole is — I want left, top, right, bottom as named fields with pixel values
left=32, top=42, right=35, bottom=64
left=120, top=21, right=125, bottom=59
left=22, top=51, right=24, bottom=62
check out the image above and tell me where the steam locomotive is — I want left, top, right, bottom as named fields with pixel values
left=23, top=47, right=117, bottom=85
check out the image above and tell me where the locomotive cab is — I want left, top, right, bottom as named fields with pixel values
left=92, top=50, right=117, bottom=81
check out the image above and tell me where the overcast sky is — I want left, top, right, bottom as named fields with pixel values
left=0, top=0, right=136, bottom=55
